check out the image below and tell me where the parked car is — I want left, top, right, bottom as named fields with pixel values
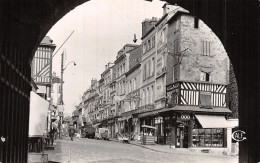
left=82, top=126, right=95, bottom=139
left=95, top=128, right=110, bottom=140
left=116, top=133, right=129, bottom=143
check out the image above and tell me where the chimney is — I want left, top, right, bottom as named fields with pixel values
left=162, top=3, right=179, bottom=15
left=142, top=18, right=158, bottom=38
left=91, top=78, right=97, bottom=86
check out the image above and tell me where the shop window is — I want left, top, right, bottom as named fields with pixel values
left=192, top=128, right=224, bottom=147
left=199, top=92, right=212, bottom=108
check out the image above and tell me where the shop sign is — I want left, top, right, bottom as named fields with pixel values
left=232, top=130, right=247, bottom=142
left=138, top=104, right=155, bottom=112
left=178, top=114, right=190, bottom=120
left=157, top=43, right=167, bottom=54
left=125, top=89, right=140, bottom=101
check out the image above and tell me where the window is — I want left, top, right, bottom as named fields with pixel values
left=163, top=28, right=166, bottom=43
left=152, top=35, right=155, bottom=48
left=148, top=39, right=151, bottom=50
left=148, top=60, right=151, bottom=77
left=123, top=63, right=125, bottom=73
left=147, top=88, right=150, bottom=104
left=199, top=91, right=212, bottom=108
left=133, top=78, right=136, bottom=90
left=151, top=86, right=154, bottom=102
left=129, top=81, right=132, bottom=92
left=192, top=128, right=224, bottom=147
left=143, top=89, right=146, bottom=105
left=202, top=41, right=211, bottom=56
left=143, top=64, right=147, bottom=80
left=122, top=81, right=125, bottom=94
left=194, top=17, right=199, bottom=28
left=151, top=58, right=155, bottom=75
left=200, top=71, right=210, bottom=82
left=143, top=43, right=147, bottom=54
left=159, top=32, right=163, bottom=45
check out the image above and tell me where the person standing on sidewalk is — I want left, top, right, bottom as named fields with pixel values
left=68, top=126, right=75, bottom=141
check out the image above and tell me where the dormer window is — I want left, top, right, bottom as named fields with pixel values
left=200, top=71, right=210, bottom=82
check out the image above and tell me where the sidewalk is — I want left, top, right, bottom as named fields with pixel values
left=110, top=138, right=238, bottom=159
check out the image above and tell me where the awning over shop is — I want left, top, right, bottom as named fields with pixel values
left=195, top=115, right=233, bottom=128
left=141, top=125, right=156, bottom=130
left=29, top=91, right=49, bottom=137
left=138, top=110, right=158, bottom=118
left=93, top=123, right=101, bottom=128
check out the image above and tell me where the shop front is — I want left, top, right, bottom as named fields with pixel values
left=158, top=111, right=231, bottom=149
left=107, top=118, right=115, bottom=138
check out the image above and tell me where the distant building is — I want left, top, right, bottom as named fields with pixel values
left=114, top=44, right=138, bottom=134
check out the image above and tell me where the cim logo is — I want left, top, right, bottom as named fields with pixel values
left=232, top=130, right=247, bottom=142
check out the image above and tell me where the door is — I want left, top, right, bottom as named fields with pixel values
left=176, top=126, right=189, bottom=148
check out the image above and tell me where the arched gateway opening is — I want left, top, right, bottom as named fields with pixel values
left=0, top=0, right=258, bottom=163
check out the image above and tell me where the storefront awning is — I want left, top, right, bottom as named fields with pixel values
left=138, top=110, right=158, bottom=118
left=141, top=125, right=156, bottom=129
left=195, top=115, right=232, bottom=128
left=93, top=123, right=101, bottom=128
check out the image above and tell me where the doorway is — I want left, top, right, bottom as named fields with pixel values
left=176, top=126, right=188, bottom=148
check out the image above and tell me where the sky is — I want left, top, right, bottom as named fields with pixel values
left=46, top=0, right=166, bottom=116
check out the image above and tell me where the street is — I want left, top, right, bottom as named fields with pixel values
left=45, top=138, right=238, bottom=163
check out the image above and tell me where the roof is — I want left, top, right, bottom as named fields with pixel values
left=114, top=54, right=126, bottom=64
left=166, top=11, right=191, bottom=25
left=40, top=36, right=56, bottom=47
left=125, top=63, right=141, bottom=76
left=141, top=14, right=168, bottom=40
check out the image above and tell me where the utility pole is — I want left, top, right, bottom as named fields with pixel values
left=60, top=51, right=64, bottom=105
left=58, top=51, right=64, bottom=139
left=58, top=51, right=76, bottom=138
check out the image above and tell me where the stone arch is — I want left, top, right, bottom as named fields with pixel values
left=0, top=0, right=258, bottom=163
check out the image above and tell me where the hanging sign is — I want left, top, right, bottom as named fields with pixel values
left=232, top=130, right=247, bottom=142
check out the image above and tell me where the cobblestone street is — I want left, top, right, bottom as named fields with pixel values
left=45, top=138, right=238, bottom=163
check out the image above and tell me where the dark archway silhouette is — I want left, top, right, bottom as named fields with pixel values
left=0, top=0, right=259, bottom=162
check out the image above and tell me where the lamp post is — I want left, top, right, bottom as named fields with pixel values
left=59, top=51, right=76, bottom=138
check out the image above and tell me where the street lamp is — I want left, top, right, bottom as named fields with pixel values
left=60, top=59, right=77, bottom=105
left=59, top=51, right=76, bottom=138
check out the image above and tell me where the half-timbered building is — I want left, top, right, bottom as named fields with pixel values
left=161, top=10, right=232, bottom=150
